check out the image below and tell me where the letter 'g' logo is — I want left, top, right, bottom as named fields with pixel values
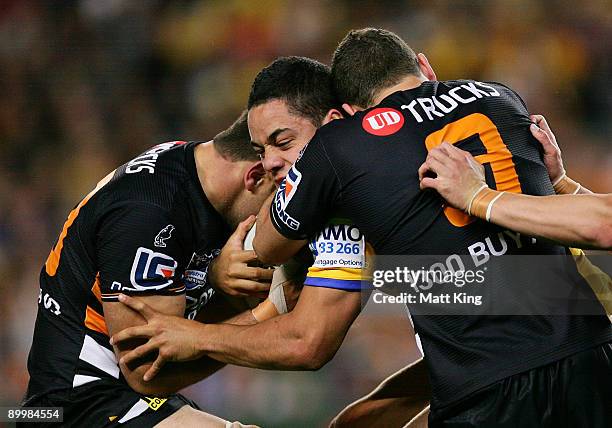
left=362, top=108, right=404, bottom=136
left=130, top=247, right=177, bottom=290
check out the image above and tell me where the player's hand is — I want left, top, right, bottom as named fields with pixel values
left=208, top=215, right=273, bottom=298
left=418, top=142, right=486, bottom=211
left=111, top=294, right=204, bottom=381
left=529, top=114, right=565, bottom=184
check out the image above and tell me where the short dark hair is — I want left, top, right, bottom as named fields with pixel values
left=248, top=56, right=338, bottom=127
left=332, top=28, right=421, bottom=108
left=213, top=110, right=258, bottom=162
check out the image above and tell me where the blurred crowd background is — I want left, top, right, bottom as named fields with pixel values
left=0, top=0, right=610, bottom=426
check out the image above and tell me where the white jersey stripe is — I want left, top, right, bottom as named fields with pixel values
left=72, top=374, right=101, bottom=388
left=78, top=334, right=120, bottom=378
left=118, top=399, right=149, bottom=424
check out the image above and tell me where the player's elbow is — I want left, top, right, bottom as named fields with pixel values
left=586, top=195, right=612, bottom=250
left=291, top=333, right=336, bottom=371
left=122, top=367, right=174, bottom=397
left=126, top=377, right=173, bottom=397
left=600, top=196, right=612, bottom=250
left=130, top=382, right=170, bottom=397
left=290, top=344, right=328, bottom=371
left=595, top=222, right=612, bottom=251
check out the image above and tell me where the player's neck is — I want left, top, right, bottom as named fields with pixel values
left=372, top=74, right=428, bottom=106
left=194, top=142, right=241, bottom=217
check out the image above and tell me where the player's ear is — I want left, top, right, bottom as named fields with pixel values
left=322, top=108, right=344, bottom=125
left=417, top=53, right=436, bottom=81
left=341, top=103, right=359, bottom=117
left=244, top=160, right=267, bottom=193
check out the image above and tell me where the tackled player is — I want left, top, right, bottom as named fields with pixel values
left=23, top=113, right=283, bottom=427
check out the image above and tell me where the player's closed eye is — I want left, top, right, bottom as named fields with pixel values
left=277, top=139, right=293, bottom=149
left=251, top=145, right=265, bottom=158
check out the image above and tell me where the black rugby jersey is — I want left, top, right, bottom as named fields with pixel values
left=270, top=80, right=612, bottom=408
left=25, top=141, right=231, bottom=401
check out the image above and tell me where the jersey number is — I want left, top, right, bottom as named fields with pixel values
left=425, top=113, right=522, bottom=227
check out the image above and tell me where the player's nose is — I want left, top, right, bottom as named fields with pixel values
left=261, top=155, right=285, bottom=175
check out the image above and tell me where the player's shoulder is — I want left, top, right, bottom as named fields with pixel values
left=315, top=113, right=363, bottom=143
left=121, top=141, right=190, bottom=176
left=312, top=102, right=402, bottom=149
left=309, top=79, right=528, bottom=150
left=439, top=79, right=514, bottom=93
left=100, top=140, right=194, bottom=208
left=440, top=79, right=527, bottom=108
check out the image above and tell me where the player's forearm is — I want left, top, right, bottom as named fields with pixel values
left=553, top=175, right=593, bottom=195
left=489, top=192, right=612, bottom=250
left=576, top=186, right=593, bottom=195
left=123, top=356, right=225, bottom=397
left=195, top=314, right=325, bottom=370
left=225, top=307, right=258, bottom=325
left=195, top=289, right=357, bottom=371
left=253, top=195, right=284, bottom=265
left=124, top=308, right=256, bottom=395
left=253, top=194, right=306, bottom=265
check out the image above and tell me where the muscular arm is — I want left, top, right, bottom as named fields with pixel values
left=487, top=192, right=612, bottom=250
left=105, top=294, right=256, bottom=396
left=477, top=116, right=609, bottom=247
left=113, top=286, right=363, bottom=374
left=196, top=286, right=361, bottom=370
left=419, top=143, right=612, bottom=250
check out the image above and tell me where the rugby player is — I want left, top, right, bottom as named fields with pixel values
left=419, top=116, right=612, bottom=250
left=331, top=114, right=612, bottom=427
left=246, top=56, right=429, bottom=427
left=112, top=51, right=611, bottom=426
left=248, top=28, right=612, bottom=426
left=23, top=113, right=280, bottom=427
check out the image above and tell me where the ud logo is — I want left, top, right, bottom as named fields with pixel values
left=154, top=224, right=175, bottom=248
left=362, top=107, right=404, bottom=136
left=130, top=247, right=177, bottom=290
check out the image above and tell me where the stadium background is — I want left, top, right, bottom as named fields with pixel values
left=0, top=1, right=610, bottom=426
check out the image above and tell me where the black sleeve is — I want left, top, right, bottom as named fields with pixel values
left=487, top=81, right=530, bottom=112
left=96, top=202, right=187, bottom=301
left=270, top=134, right=342, bottom=240
left=486, top=82, right=556, bottom=197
